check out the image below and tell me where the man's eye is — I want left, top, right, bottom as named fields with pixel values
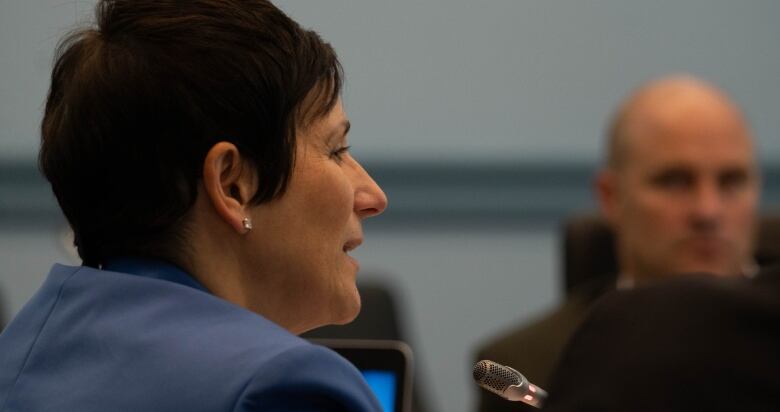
left=653, top=173, right=691, bottom=189
left=720, top=171, right=749, bottom=191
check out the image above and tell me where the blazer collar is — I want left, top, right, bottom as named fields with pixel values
left=102, top=256, right=208, bottom=293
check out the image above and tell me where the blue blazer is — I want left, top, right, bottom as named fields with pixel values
left=0, top=258, right=382, bottom=411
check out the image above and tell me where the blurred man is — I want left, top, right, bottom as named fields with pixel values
left=599, top=75, right=759, bottom=284
left=474, top=75, right=760, bottom=412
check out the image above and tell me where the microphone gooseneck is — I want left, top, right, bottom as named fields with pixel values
left=473, top=360, right=548, bottom=409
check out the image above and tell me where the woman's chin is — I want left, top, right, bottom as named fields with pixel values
left=331, top=287, right=362, bottom=326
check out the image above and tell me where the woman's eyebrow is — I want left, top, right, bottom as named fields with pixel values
left=326, top=120, right=351, bottom=144
left=341, top=120, right=351, bottom=137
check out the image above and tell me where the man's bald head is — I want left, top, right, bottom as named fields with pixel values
left=606, top=75, right=752, bottom=170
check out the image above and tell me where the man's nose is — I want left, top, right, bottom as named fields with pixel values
left=690, top=181, right=723, bottom=230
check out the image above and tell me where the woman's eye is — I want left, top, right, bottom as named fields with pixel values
left=330, top=145, right=351, bottom=161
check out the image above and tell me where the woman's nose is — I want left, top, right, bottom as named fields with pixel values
left=352, top=162, right=388, bottom=219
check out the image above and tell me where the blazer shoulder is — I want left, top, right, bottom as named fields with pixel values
left=232, top=343, right=381, bottom=412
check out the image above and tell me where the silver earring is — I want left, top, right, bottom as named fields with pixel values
left=242, top=217, right=253, bottom=232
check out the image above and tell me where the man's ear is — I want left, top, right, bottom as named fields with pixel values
left=202, top=142, right=258, bottom=234
left=595, top=169, right=619, bottom=227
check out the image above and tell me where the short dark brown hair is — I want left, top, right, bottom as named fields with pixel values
left=40, top=0, right=342, bottom=267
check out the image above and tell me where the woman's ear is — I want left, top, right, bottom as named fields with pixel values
left=202, top=142, right=258, bottom=234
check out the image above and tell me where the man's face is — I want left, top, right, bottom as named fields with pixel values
left=599, top=97, right=759, bottom=282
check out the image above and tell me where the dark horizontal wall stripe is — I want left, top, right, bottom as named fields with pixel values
left=363, top=162, right=598, bottom=227
left=0, top=163, right=63, bottom=227
left=3, top=161, right=780, bottom=228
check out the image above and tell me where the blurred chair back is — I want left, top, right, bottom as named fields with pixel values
left=563, top=212, right=780, bottom=295
left=304, top=280, right=402, bottom=341
left=303, top=279, right=431, bottom=412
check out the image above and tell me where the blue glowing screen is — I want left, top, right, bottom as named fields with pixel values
left=362, top=369, right=397, bottom=412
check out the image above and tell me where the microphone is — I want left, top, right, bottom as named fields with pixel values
left=473, top=360, right=548, bottom=409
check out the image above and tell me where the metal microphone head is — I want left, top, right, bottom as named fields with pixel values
left=473, top=360, right=547, bottom=409
left=473, top=359, right=523, bottom=393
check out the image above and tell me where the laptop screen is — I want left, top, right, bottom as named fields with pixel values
left=362, top=369, right=397, bottom=412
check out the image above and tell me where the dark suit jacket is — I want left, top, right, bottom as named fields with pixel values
left=474, top=279, right=610, bottom=412
left=0, top=258, right=381, bottom=411
left=543, top=268, right=780, bottom=411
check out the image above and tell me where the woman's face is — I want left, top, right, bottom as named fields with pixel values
left=244, top=99, right=387, bottom=334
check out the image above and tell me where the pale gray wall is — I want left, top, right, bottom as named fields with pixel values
left=0, top=1, right=94, bottom=161
left=282, top=0, right=780, bottom=164
left=2, top=1, right=780, bottom=163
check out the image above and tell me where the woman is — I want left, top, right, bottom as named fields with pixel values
left=0, top=1, right=387, bottom=411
